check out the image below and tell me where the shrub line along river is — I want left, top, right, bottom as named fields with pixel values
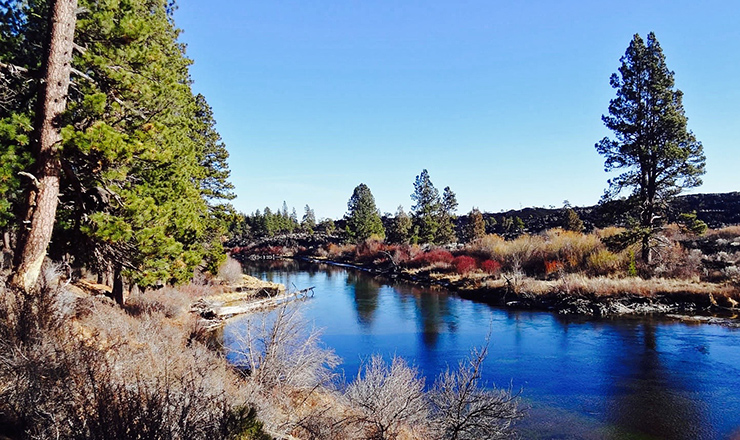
left=226, top=259, right=740, bottom=439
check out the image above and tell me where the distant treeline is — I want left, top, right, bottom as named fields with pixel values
left=227, top=191, right=740, bottom=245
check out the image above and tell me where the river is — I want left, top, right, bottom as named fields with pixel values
left=226, top=260, right=740, bottom=439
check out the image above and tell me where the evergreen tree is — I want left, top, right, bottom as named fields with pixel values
left=561, top=208, right=584, bottom=232
left=463, top=208, right=486, bottom=243
left=345, top=183, right=385, bottom=242
left=11, top=0, right=78, bottom=291
left=678, top=211, right=707, bottom=236
left=411, top=169, right=440, bottom=244
left=596, top=32, right=705, bottom=263
left=387, top=205, right=412, bottom=244
left=193, top=93, right=235, bottom=203
left=0, top=0, right=235, bottom=296
left=302, top=204, right=316, bottom=233
left=436, top=186, right=458, bottom=244
left=263, top=207, right=276, bottom=236
left=290, top=207, right=299, bottom=230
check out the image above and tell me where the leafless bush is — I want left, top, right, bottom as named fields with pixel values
left=429, top=345, right=524, bottom=440
left=0, top=274, right=268, bottom=440
left=345, top=355, right=428, bottom=440
left=219, top=256, right=245, bottom=284
left=232, top=305, right=339, bottom=392
left=229, top=305, right=340, bottom=437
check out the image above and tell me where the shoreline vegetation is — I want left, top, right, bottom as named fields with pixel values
left=0, top=262, right=525, bottom=439
left=230, top=224, right=740, bottom=326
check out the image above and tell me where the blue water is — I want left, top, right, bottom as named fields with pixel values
left=226, top=260, right=740, bottom=439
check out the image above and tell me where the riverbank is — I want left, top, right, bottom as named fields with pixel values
left=296, top=255, right=740, bottom=325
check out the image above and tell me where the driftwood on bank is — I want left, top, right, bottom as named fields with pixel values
left=191, top=275, right=314, bottom=328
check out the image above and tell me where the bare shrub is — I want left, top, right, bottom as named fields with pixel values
left=232, top=305, right=339, bottom=392
left=429, top=345, right=524, bottom=440
left=345, top=355, right=428, bottom=440
left=229, top=305, right=340, bottom=437
left=218, top=256, right=245, bottom=284
left=0, top=275, right=267, bottom=440
left=0, top=271, right=74, bottom=437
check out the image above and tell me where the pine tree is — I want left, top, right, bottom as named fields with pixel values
left=302, top=204, right=316, bottom=233
left=596, top=32, right=705, bottom=263
left=193, top=93, right=235, bottom=203
left=12, top=0, right=78, bottom=291
left=0, top=0, right=234, bottom=297
left=463, top=208, right=486, bottom=243
left=436, top=186, right=458, bottom=244
left=345, top=183, right=385, bottom=242
left=387, top=205, right=412, bottom=244
left=411, top=169, right=440, bottom=244
left=561, top=208, right=584, bottom=232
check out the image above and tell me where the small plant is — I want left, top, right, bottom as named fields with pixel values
left=453, top=255, right=478, bottom=275
left=411, top=249, right=455, bottom=268
left=678, top=211, right=708, bottom=236
left=627, top=250, right=638, bottom=277
left=480, top=259, right=502, bottom=275
left=218, top=256, right=244, bottom=284
left=346, top=355, right=428, bottom=440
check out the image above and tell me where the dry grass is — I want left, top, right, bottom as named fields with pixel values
left=482, top=273, right=736, bottom=299
left=0, top=269, right=268, bottom=440
left=705, top=225, right=740, bottom=240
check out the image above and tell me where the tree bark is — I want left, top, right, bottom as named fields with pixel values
left=12, top=0, right=78, bottom=291
left=112, top=265, right=125, bottom=306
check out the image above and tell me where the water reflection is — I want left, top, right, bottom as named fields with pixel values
left=346, top=272, right=380, bottom=327
left=237, top=260, right=740, bottom=439
left=601, top=322, right=713, bottom=439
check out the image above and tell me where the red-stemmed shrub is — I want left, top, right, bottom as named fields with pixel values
left=410, top=249, right=454, bottom=268
left=453, top=255, right=478, bottom=274
left=355, top=239, right=386, bottom=263
left=480, top=259, right=502, bottom=275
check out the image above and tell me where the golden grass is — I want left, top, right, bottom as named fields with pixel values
left=481, top=274, right=736, bottom=299
left=706, top=225, right=740, bottom=240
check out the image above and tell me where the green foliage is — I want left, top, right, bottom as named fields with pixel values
left=346, top=183, right=385, bottom=242
left=0, top=114, right=32, bottom=228
left=562, top=208, right=584, bottom=232
left=513, top=217, right=525, bottom=232
left=193, top=93, right=236, bottom=203
left=628, top=250, right=638, bottom=277
left=387, top=205, right=412, bottom=244
left=410, top=170, right=458, bottom=244
left=596, top=32, right=705, bottom=262
left=462, top=208, right=486, bottom=243
left=301, top=204, right=316, bottom=233
left=436, top=186, right=458, bottom=244
left=0, top=0, right=235, bottom=285
left=411, top=169, right=441, bottom=244
left=678, top=211, right=708, bottom=236
left=316, top=218, right=335, bottom=234
left=226, top=406, right=273, bottom=440
left=244, top=204, right=301, bottom=237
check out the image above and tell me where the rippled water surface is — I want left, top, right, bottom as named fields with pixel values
left=226, top=260, right=740, bottom=439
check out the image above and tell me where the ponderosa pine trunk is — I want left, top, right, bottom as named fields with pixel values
left=112, top=264, right=124, bottom=306
left=12, top=0, right=78, bottom=291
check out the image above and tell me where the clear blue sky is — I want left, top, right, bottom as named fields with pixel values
left=175, top=0, right=739, bottom=220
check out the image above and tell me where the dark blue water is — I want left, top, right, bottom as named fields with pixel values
left=226, top=260, right=740, bottom=439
